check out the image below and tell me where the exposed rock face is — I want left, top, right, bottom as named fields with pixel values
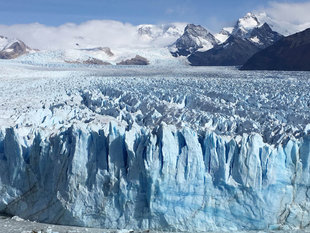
left=83, top=58, right=111, bottom=65
left=241, top=28, right=310, bottom=71
left=188, top=35, right=260, bottom=66
left=170, top=24, right=219, bottom=57
left=0, top=40, right=31, bottom=59
left=188, top=14, right=283, bottom=66
left=117, top=55, right=149, bottom=65
left=65, top=57, right=111, bottom=65
left=248, top=23, right=283, bottom=49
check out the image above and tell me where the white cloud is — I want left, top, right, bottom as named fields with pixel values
left=0, top=20, right=185, bottom=50
left=266, top=1, right=310, bottom=24
left=256, top=1, right=310, bottom=35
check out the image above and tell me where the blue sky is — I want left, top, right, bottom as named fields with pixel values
left=0, top=0, right=308, bottom=31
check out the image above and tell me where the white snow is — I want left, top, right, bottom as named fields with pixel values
left=137, top=23, right=186, bottom=47
left=250, top=36, right=260, bottom=43
left=3, top=48, right=14, bottom=52
left=195, top=37, right=215, bottom=52
left=0, top=37, right=22, bottom=51
left=214, top=27, right=234, bottom=44
left=238, top=13, right=260, bottom=30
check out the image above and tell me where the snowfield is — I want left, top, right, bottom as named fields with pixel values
left=1, top=60, right=310, bottom=232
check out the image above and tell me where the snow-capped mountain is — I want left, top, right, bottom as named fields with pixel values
left=231, top=12, right=283, bottom=47
left=170, top=24, right=219, bottom=57
left=212, top=13, right=261, bottom=45
left=137, top=23, right=186, bottom=47
left=188, top=13, right=283, bottom=66
left=137, top=23, right=185, bottom=40
left=214, top=27, right=234, bottom=44
left=0, top=36, right=34, bottom=59
left=232, top=12, right=261, bottom=38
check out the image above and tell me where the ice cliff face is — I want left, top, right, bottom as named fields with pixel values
left=0, top=123, right=310, bottom=231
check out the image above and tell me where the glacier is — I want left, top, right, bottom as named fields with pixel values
left=0, top=62, right=310, bottom=231
left=0, top=123, right=310, bottom=231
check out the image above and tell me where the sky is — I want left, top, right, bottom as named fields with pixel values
left=0, top=0, right=310, bottom=50
left=0, top=0, right=309, bottom=31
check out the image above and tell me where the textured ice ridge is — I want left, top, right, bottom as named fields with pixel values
left=0, top=122, right=309, bottom=232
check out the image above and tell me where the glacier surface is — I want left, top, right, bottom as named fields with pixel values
left=0, top=61, right=310, bottom=231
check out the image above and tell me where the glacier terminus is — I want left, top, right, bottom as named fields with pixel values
left=0, top=62, right=310, bottom=232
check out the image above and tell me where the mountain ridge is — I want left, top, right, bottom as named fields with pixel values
left=241, top=27, right=310, bottom=71
left=188, top=13, right=283, bottom=66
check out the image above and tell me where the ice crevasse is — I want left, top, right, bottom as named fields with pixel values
left=0, top=122, right=309, bottom=232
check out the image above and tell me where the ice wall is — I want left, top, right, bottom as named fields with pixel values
left=0, top=123, right=309, bottom=231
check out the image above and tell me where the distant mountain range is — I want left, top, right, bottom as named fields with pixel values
left=0, top=11, right=309, bottom=70
left=183, top=13, right=283, bottom=66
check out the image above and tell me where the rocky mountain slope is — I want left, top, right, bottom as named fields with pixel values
left=241, top=28, right=310, bottom=71
left=188, top=13, right=283, bottom=66
left=170, top=24, right=219, bottom=56
left=0, top=37, right=33, bottom=59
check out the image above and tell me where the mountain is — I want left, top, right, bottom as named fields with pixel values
left=137, top=23, right=186, bottom=47
left=188, top=35, right=260, bottom=66
left=137, top=23, right=185, bottom=40
left=0, top=37, right=33, bottom=59
left=188, top=13, right=283, bottom=66
left=214, top=27, right=234, bottom=44
left=170, top=24, right=219, bottom=57
left=241, top=28, right=310, bottom=71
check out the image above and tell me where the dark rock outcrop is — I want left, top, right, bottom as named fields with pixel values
left=241, top=28, right=310, bottom=71
left=83, top=58, right=111, bottom=65
left=117, top=55, right=149, bottom=65
left=65, top=57, right=111, bottom=65
left=248, top=23, right=283, bottom=49
left=188, top=36, right=260, bottom=66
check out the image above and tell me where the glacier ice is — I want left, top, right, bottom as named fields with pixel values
left=0, top=63, right=310, bottom=231
left=0, top=123, right=310, bottom=231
